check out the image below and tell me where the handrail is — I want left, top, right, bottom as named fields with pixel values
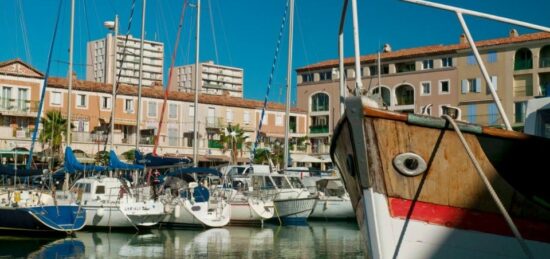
left=442, top=114, right=534, bottom=259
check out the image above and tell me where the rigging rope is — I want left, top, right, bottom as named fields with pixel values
left=152, top=0, right=189, bottom=155
left=26, top=0, right=64, bottom=170
left=207, top=0, right=219, bottom=64
left=16, top=0, right=32, bottom=64
left=250, top=0, right=290, bottom=163
left=102, top=0, right=137, bottom=152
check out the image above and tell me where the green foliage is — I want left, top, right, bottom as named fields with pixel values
left=218, top=124, right=249, bottom=165
left=39, top=110, right=69, bottom=154
left=122, top=149, right=136, bottom=161
left=95, top=151, right=110, bottom=165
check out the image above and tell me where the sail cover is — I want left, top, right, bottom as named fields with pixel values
left=135, top=150, right=191, bottom=167
left=64, top=147, right=106, bottom=174
left=109, top=150, right=144, bottom=170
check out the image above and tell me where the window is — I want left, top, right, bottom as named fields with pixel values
left=422, top=60, right=434, bottom=70
left=188, top=105, right=195, bottom=117
left=515, top=102, right=527, bottom=123
left=125, top=99, right=134, bottom=112
left=395, top=85, right=414, bottom=105
left=486, top=76, right=498, bottom=93
left=442, top=57, right=453, bottom=67
left=396, top=62, right=416, bottom=73
left=461, top=78, right=481, bottom=94
left=50, top=91, right=61, bottom=105
left=421, top=82, right=431, bottom=96
left=320, top=71, right=332, bottom=81
left=101, top=96, right=111, bottom=110
left=439, top=80, right=450, bottom=94
left=467, top=54, right=477, bottom=65
left=261, top=113, right=268, bottom=125
left=148, top=101, right=157, bottom=117
left=276, top=114, right=283, bottom=126
left=226, top=109, right=233, bottom=123
left=244, top=111, right=250, bottom=124
left=169, top=103, right=177, bottom=118
left=95, top=185, right=105, bottom=194
left=302, top=73, right=314, bottom=83
left=311, top=93, right=329, bottom=112
left=487, top=51, right=497, bottom=63
left=76, top=94, right=87, bottom=107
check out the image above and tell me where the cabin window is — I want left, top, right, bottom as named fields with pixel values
left=287, top=177, right=305, bottom=189
left=271, top=176, right=291, bottom=189
left=84, top=183, right=91, bottom=193
left=95, top=185, right=105, bottom=194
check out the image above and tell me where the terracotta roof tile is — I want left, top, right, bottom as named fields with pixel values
left=296, top=32, right=550, bottom=72
left=47, top=77, right=305, bottom=113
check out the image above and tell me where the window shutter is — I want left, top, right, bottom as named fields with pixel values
left=461, top=79, right=468, bottom=93
left=475, top=78, right=481, bottom=93
left=491, top=76, right=498, bottom=91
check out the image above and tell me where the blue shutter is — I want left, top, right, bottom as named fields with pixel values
left=467, top=55, right=476, bottom=65
left=461, top=79, right=468, bottom=94
left=475, top=78, right=481, bottom=93
left=488, top=103, right=498, bottom=125
left=467, top=104, right=477, bottom=123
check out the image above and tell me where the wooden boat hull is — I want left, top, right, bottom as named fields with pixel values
left=331, top=97, right=550, bottom=258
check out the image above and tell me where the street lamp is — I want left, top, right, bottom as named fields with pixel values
left=104, top=15, right=118, bottom=150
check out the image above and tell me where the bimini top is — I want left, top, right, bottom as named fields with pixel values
left=109, top=150, right=144, bottom=170
left=64, top=147, right=107, bottom=174
left=166, top=167, right=222, bottom=178
left=134, top=150, right=192, bottom=167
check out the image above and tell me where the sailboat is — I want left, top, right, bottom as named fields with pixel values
left=331, top=0, right=550, bottom=258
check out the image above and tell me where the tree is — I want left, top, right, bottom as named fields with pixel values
left=39, top=110, right=69, bottom=154
left=219, top=124, right=249, bottom=165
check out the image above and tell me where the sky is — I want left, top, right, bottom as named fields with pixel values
left=1, top=0, right=549, bottom=105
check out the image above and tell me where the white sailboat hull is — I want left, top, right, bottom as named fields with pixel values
left=273, top=197, right=316, bottom=224
left=309, top=196, right=354, bottom=219
left=162, top=199, right=231, bottom=228
left=229, top=198, right=275, bottom=225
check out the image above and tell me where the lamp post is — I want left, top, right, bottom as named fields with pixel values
left=104, top=16, right=119, bottom=150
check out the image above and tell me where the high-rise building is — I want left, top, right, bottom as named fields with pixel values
left=86, top=34, right=164, bottom=87
left=171, top=61, right=244, bottom=97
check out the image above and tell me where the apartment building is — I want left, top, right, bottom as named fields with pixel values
left=296, top=31, right=550, bottom=155
left=86, top=34, right=164, bottom=87
left=170, top=61, right=244, bottom=97
left=0, top=59, right=307, bottom=165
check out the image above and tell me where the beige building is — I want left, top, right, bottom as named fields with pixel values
left=296, top=31, right=550, bottom=156
left=170, top=61, right=244, bottom=97
left=86, top=34, right=164, bottom=87
left=0, top=59, right=306, bottom=165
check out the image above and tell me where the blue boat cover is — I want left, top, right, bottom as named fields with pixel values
left=0, top=165, right=42, bottom=176
left=109, top=150, right=144, bottom=170
left=134, top=150, right=191, bottom=167
left=167, top=167, right=222, bottom=177
left=64, top=147, right=106, bottom=174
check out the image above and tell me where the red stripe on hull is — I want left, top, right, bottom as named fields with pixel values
left=389, top=197, right=550, bottom=243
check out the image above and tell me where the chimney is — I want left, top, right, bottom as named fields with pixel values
left=509, top=29, right=519, bottom=38
left=383, top=43, right=392, bottom=53
left=459, top=33, right=468, bottom=44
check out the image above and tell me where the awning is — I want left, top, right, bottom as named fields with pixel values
left=115, top=119, right=137, bottom=126
left=291, top=154, right=323, bottom=163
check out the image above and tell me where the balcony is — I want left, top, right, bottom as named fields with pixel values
left=514, top=59, right=533, bottom=71
left=208, top=139, right=224, bottom=149
left=0, top=98, right=38, bottom=116
left=72, top=132, right=109, bottom=143
left=12, top=128, right=31, bottom=138
left=309, top=125, right=329, bottom=134
left=205, top=116, right=226, bottom=129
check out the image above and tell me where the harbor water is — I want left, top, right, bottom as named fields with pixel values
left=0, top=221, right=364, bottom=258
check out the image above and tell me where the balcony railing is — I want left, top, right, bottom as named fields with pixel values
left=0, top=98, right=38, bottom=114
left=208, top=139, right=224, bottom=149
left=12, top=128, right=31, bottom=138
left=205, top=116, right=226, bottom=128
left=514, top=59, right=533, bottom=70
left=72, top=132, right=109, bottom=143
left=309, top=125, right=329, bottom=134
left=540, top=57, right=550, bottom=68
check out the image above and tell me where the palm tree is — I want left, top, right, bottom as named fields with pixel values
left=39, top=110, right=69, bottom=154
left=219, top=124, right=249, bottom=165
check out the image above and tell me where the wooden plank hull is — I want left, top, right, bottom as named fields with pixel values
left=331, top=97, right=550, bottom=258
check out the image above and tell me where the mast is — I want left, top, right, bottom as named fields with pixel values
left=377, top=49, right=381, bottom=102
left=135, top=0, right=146, bottom=150
left=193, top=0, right=201, bottom=167
left=66, top=0, right=75, bottom=147
left=338, top=0, right=348, bottom=116
left=351, top=0, right=362, bottom=96
left=110, top=15, right=119, bottom=150
left=283, top=0, right=294, bottom=170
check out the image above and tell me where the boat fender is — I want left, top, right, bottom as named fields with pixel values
left=97, top=207, right=105, bottom=217
left=393, top=153, right=427, bottom=177
left=174, top=205, right=181, bottom=218
left=165, top=204, right=173, bottom=214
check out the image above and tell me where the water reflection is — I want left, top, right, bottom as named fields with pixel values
left=0, top=221, right=363, bottom=258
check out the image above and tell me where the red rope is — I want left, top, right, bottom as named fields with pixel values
left=153, top=0, right=189, bottom=155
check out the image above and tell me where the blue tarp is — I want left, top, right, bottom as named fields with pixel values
left=167, top=167, right=222, bottom=177
left=0, top=165, right=42, bottom=176
left=134, top=150, right=191, bottom=167
left=109, top=150, right=144, bottom=170
left=64, top=147, right=107, bottom=174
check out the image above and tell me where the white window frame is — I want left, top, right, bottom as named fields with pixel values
left=439, top=79, right=451, bottom=95
left=168, top=103, right=178, bottom=119
left=422, top=60, right=434, bottom=70
left=244, top=111, right=250, bottom=125
left=275, top=114, right=284, bottom=126
left=188, top=105, right=195, bottom=117
left=442, top=57, right=453, bottom=68
left=124, top=98, right=134, bottom=113
left=226, top=109, right=233, bottom=123
left=76, top=94, right=88, bottom=109
left=420, top=81, right=431, bottom=96
left=148, top=101, right=157, bottom=117
left=50, top=91, right=62, bottom=106
left=100, top=96, right=112, bottom=111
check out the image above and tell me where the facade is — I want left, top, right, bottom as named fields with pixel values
left=170, top=61, right=244, bottom=97
left=296, top=31, right=550, bottom=156
left=86, top=34, right=164, bottom=87
left=0, top=59, right=307, bottom=165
